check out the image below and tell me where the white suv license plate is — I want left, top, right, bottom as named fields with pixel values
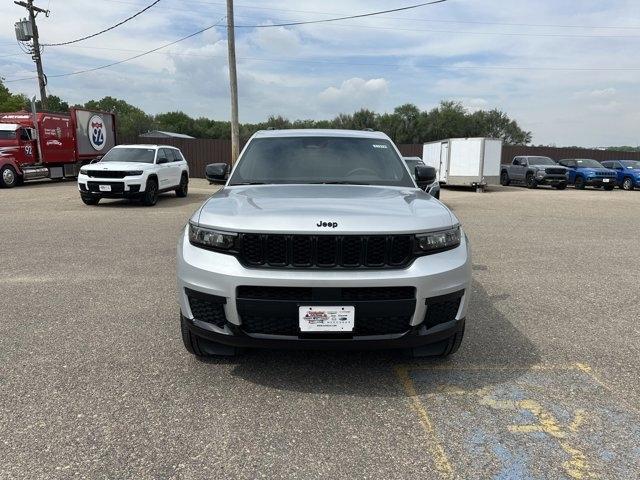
left=99, top=184, right=112, bottom=192
left=602, top=178, right=610, bottom=183
left=299, top=306, right=355, bottom=333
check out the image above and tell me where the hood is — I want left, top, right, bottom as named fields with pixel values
left=531, top=163, right=567, bottom=170
left=196, top=185, right=456, bottom=234
left=577, top=167, right=615, bottom=174
left=85, top=162, right=155, bottom=171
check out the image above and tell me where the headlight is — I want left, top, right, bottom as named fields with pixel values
left=536, top=170, right=545, bottom=177
left=79, top=169, right=89, bottom=175
left=188, top=223, right=237, bottom=251
left=415, top=226, right=461, bottom=253
left=127, top=170, right=144, bottom=176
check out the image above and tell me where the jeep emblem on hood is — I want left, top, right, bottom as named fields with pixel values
left=317, top=221, right=338, bottom=228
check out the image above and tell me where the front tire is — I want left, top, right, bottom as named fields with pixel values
left=525, top=173, right=538, bottom=189
left=175, top=173, right=189, bottom=197
left=141, top=177, right=159, bottom=206
left=622, top=177, right=634, bottom=190
left=80, top=194, right=100, bottom=205
left=574, top=176, right=586, bottom=189
left=500, top=171, right=510, bottom=186
left=0, top=165, right=18, bottom=188
left=407, top=321, right=465, bottom=358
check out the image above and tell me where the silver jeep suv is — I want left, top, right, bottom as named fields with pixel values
left=177, top=129, right=471, bottom=357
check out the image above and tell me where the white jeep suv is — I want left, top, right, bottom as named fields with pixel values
left=78, top=144, right=189, bottom=206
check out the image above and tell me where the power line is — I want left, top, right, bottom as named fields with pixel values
left=233, top=0, right=449, bottom=28
left=3, top=17, right=226, bottom=83
left=104, top=0, right=640, bottom=31
left=41, top=0, right=162, bottom=46
left=6, top=48, right=640, bottom=81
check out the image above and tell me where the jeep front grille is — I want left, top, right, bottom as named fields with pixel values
left=238, top=234, right=414, bottom=269
left=85, top=170, right=129, bottom=179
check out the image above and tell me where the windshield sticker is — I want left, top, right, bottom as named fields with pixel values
left=372, top=144, right=388, bottom=149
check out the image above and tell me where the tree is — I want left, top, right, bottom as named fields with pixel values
left=84, top=96, right=153, bottom=139
left=0, top=78, right=29, bottom=112
left=154, top=111, right=197, bottom=136
left=26, top=94, right=70, bottom=113
left=470, top=109, right=531, bottom=145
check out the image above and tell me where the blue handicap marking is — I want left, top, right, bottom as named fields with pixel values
left=403, top=364, right=640, bottom=480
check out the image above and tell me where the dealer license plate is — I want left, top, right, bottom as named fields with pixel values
left=99, top=184, right=112, bottom=192
left=299, top=306, right=355, bottom=333
left=602, top=178, right=610, bottom=183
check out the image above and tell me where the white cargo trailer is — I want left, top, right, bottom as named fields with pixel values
left=422, top=138, right=503, bottom=191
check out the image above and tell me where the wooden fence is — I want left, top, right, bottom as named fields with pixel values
left=119, top=136, right=640, bottom=178
left=119, top=136, right=235, bottom=178
left=399, top=143, right=640, bottom=164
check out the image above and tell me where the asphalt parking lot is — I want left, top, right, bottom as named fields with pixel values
left=1, top=179, right=639, bottom=479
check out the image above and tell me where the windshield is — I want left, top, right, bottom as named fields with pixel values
left=100, top=147, right=155, bottom=163
left=621, top=160, right=640, bottom=169
left=229, top=136, right=414, bottom=187
left=0, top=131, right=17, bottom=140
left=528, top=156, right=556, bottom=165
left=575, top=159, right=604, bottom=168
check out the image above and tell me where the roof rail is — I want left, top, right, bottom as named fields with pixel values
left=363, top=127, right=375, bottom=132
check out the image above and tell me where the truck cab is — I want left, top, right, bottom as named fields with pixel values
left=0, top=123, right=38, bottom=186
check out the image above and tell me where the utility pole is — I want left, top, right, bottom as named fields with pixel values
left=226, top=0, right=240, bottom=164
left=14, top=0, right=49, bottom=110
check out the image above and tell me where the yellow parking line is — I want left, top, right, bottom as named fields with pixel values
left=394, top=365, right=454, bottom=480
left=405, top=363, right=585, bottom=372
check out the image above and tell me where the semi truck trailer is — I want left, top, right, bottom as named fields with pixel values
left=0, top=107, right=116, bottom=188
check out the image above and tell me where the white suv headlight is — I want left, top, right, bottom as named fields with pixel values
left=189, top=223, right=237, bottom=250
left=415, top=226, right=461, bottom=252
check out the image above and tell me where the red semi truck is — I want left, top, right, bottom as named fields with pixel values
left=0, top=107, right=116, bottom=188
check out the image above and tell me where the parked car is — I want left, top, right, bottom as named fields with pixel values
left=177, top=129, right=471, bottom=358
left=403, top=156, right=440, bottom=199
left=558, top=159, right=617, bottom=190
left=600, top=160, right=640, bottom=191
left=77, top=144, right=189, bottom=206
left=500, top=156, right=568, bottom=189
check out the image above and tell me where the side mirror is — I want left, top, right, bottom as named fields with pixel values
left=205, top=163, right=229, bottom=184
left=415, top=165, right=437, bottom=185
left=157, top=157, right=169, bottom=164
left=90, top=156, right=102, bottom=164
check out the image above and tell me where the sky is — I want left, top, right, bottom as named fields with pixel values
left=1, top=0, right=639, bottom=147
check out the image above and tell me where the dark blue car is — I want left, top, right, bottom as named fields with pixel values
left=601, top=160, right=640, bottom=191
left=558, top=159, right=617, bottom=190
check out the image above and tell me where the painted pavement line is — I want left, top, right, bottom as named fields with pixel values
left=394, top=365, right=455, bottom=480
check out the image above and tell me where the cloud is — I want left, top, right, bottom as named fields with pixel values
left=319, top=78, right=388, bottom=112
left=2, top=0, right=640, bottom=146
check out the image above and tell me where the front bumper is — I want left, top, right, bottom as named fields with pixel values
left=77, top=174, right=146, bottom=197
left=176, top=226, right=472, bottom=349
left=536, top=175, right=567, bottom=184
left=585, top=177, right=615, bottom=186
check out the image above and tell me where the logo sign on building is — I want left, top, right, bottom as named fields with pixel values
left=88, top=114, right=107, bottom=151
